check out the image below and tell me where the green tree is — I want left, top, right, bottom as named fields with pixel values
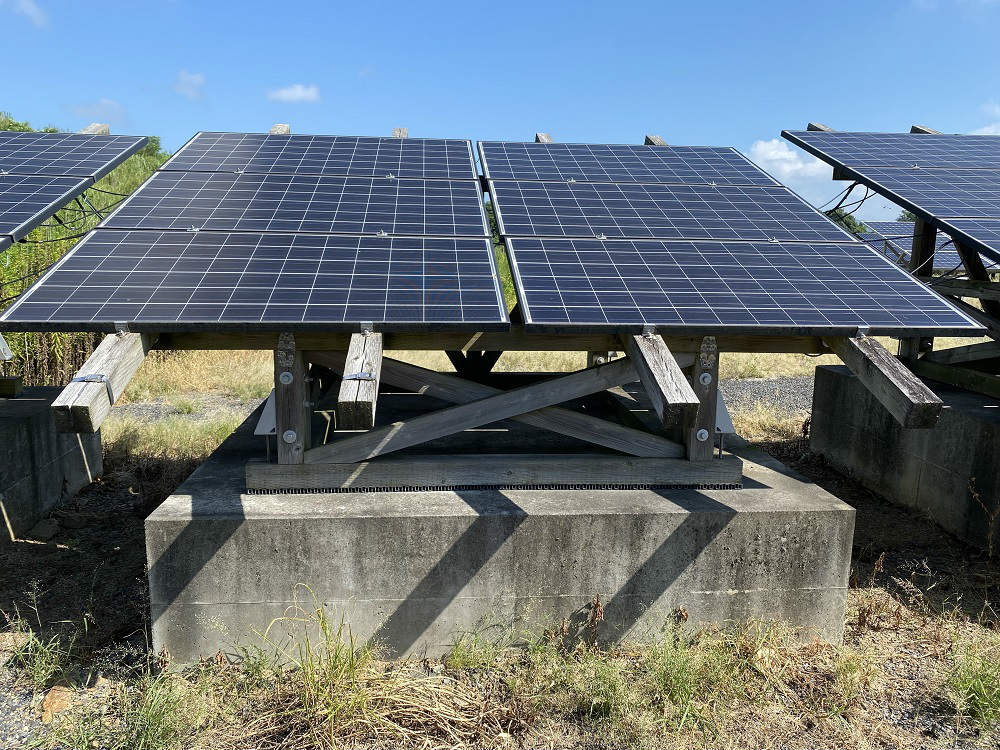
left=897, top=209, right=917, bottom=222
left=826, top=208, right=867, bottom=234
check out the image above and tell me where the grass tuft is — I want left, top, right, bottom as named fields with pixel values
left=948, top=633, right=1000, bottom=730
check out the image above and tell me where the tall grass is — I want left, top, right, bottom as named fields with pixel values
left=0, top=112, right=167, bottom=386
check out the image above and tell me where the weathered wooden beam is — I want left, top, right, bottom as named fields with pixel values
left=534, top=132, right=553, bottom=143
left=917, top=277, right=1000, bottom=302
left=274, top=333, right=310, bottom=463
left=909, top=358, right=1000, bottom=400
left=806, top=122, right=834, bottom=131
left=155, top=330, right=828, bottom=354
left=247, top=453, right=742, bottom=491
left=268, top=124, right=291, bottom=135
left=954, top=240, right=1000, bottom=319
left=945, top=296, right=1000, bottom=339
left=824, top=335, right=942, bottom=428
left=307, top=351, right=685, bottom=457
left=52, top=332, right=155, bottom=433
left=79, top=123, right=110, bottom=135
left=304, top=357, right=639, bottom=463
left=910, top=125, right=940, bottom=134
left=392, top=127, right=408, bottom=138
left=684, top=337, right=719, bottom=460
left=644, top=134, right=668, bottom=146
left=336, top=331, right=382, bottom=429
left=900, top=219, right=939, bottom=359
left=922, top=339, right=1000, bottom=365
left=620, top=334, right=699, bottom=426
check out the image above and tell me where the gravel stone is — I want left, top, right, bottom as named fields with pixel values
left=720, top=376, right=814, bottom=416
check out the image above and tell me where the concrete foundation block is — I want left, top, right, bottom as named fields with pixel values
left=0, top=387, right=103, bottom=544
left=147, top=408, right=855, bottom=662
left=811, top=365, right=1000, bottom=552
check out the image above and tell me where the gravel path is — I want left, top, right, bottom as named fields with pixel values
left=0, top=668, right=39, bottom=748
left=720, top=375, right=814, bottom=416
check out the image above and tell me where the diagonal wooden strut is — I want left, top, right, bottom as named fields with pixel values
left=620, top=333, right=699, bottom=426
left=307, top=351, right=684, bottom=458
left=303, top=357, right=640, bottom=464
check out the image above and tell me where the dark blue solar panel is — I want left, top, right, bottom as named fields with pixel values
left=938, top=218, right=1000, bottom=266
left=783, top=130, right=1000, bottom=169
left=0, top=236, right=10, bottom=255
left=163, top=133, right=477, bottom=179
left=0, top=174, right=90, bottom=240
left=505, top=237, right=980, bottom=335
left=478, top=142, right=777, bottom=185
left=0, top=131, right=147, bottom=179
left=852, top=167, right=1000, bottom=219
left=489, top=180, right=853, bottom=242
left=857, top=221, right=964, bottom=269
left=103, top=171, right=489, bottom=237
left=0, top=230, right=508, bottom=331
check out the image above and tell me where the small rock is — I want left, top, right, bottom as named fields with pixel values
left=40, top=685, right=73, bottom=724
left=27, top=518, right=59, bottom=541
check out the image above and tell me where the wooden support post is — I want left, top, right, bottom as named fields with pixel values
left=899, top=218, right=938, bottom=359
left=824, top=335, right=942, bottom=427
left=910, top=125, right=940, bottom=134
left=806, top=122, right=833, bottom=131
left=922, top=339, right=1000, bottom=365
left=392, top=127, right=408, bottom=138
left=644, top=134, right=668, bottom=146
left=534, top=132, right=553, bottom=143
left=620, top=334, right=698, bottom=426
left=308, top=351, right=685, bottom=457
left=684, top=337, right=719, bottom=461
left=268, top=124, right=291, bottom=135
left=917, top=277, right=1000, bottom=302
left=52, top=332, right=155, bottom=432
left=908, top=359, right=1000, bottom=400
left=954, top=240, right=1000, bottom=319
left=304, top=357, right=639, bottom=464
left=79, top=123, right=110, bottom=135
left=336, top=331, right=383, bottom=429
left=274, top=332, right=310, bottom=464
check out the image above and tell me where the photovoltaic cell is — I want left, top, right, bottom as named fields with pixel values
left=0, top=230, right=508, bottom=331
left=850, top=167, right=1000, bottom=218
left=0, top=131, right=147, bottom=179
left=488, top=180, right=854, bottom=243
left=478, top=142, right=778, bottom=185
left=103, top=171, right=489, bottom=237
left=939, top=218, right=1000, bottom=266
left=0, top=173, right=90, bottom=241
left=782, top=130, right=1000, bottom=169
left=162, top=133, right=477, bottom=180
left=856, top=221, right=963, bottom=269
left=505, top=237, right=979, bottom=334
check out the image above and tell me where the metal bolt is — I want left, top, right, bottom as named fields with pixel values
left=282, top=430, right=297, bottom=444
left=699, top=372, right=712, bottom=386
left=696, top=428, right=710, bottom=442
left=279, top=371, right=294, bottom=385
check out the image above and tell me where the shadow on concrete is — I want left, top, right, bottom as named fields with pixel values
left=368, top=489, right=527, bottom=656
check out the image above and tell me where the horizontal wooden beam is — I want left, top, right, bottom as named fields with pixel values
left=922, top=340, right=1000, bottom=365
left=307, top=351, right=684, bottom=458
left=909, top=358, right=1000, bottom=400
left=155, top=330, right=828, bottom=354
left=943, top=297, right=1000, bottom=340
left=52, top=332, right=155, bottom=433
left=644, top=134, right=667, bottom=146
left=824, top=336, right=942, bottom=428
left=304, top=357, right=639, bottom=463
left=910, top=125, right=940, bottom=134
left=620, top=334, right=698, bottom=426
left=247, top=453, right=742, bottom=491
left=336, top=332, right=382, bottom=429
left=918, top=277, right=1000, bottom=302
left=534, top=132, right=553, bottom=143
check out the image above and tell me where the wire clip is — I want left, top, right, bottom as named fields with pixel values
left=71, top=373, right=115, bottom=404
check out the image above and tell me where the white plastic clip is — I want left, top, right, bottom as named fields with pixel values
left=188, top=225, right=200, bottom=232
left=71, top=373, right=115, bottom=404
left=596, top=233, right=607, bottom=240
left=386, top=172, right=396, bottom=179
left=376, top=230, right=388, bottom=237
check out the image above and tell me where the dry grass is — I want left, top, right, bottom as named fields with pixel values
left=122, top=350, right=273, bottom=404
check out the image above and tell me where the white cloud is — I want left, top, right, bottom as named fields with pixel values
left=970, top=99, right=1000, bottom=134
left=1, top=0, right=47, bottom=27
left=267, top=83, right=320, bottom=103
left=72, top=98, right=126, bottom=123
left=972, top=123, right=1000, bottom=134
left=748, top=138, right=829, bottom=181
left=173, top=70, right=205, bottom=100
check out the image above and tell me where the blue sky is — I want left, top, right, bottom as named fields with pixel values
left=3, top=0, right=1000, bottom=221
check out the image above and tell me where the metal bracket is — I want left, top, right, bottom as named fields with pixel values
left=71, top=373, right=114, bottom=404
left=0, top=333, right=12, bottom=361
left=856, top=326, right=871, bottom=338
left=343, top=371, right=376, bottom=382
left=114, top=321, right=130, bottom=335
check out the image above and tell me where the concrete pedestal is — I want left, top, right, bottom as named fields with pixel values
left=147, top=395, right=855, bottom=662
left=811, top=365, right=999, bottom=553
left=1, top=387, right=103, bottom=545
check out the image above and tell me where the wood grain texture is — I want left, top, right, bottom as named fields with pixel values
left=52, top=333, right=154, bottom=433
left=268, top=124, right=291, bottom=134
left=335, top=332, right=382, bottom=429
left=307, top=351, right=685, bottom=457
left=248, top=453, right=742, bottom=490
left=909, top=358, right=1000, bottom=400
left=274, top=333, right=309, bottom=463
left=534, top=133, right=553, bottom=143
left=910, top=125, right=941, bottom=134
left=621, top=334, right=698, bottom=426
left=953, top=240, right=1000, bottom=319
left=304, top=357, right=639, bottom=463
left=917, top=277, right=1000, bottom=302
left=900, top=219, right=939, bottom=359
left=684, top=337, right=719, bottom=460
left=806, top=122, right=834, bottom=131
left=922, top=339, right=1000, bottom=365
left=644, top=134, right=668, bottom=145
left=824, top=335, right=942, bottom=428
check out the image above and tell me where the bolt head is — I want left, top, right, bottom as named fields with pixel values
left=696, top=428, right=710, bottom=442
left=279, top=371, right=294, bottom=385
left=699, top=372, right=713, bottom=386
left=282, top=430, right=297, bottom=444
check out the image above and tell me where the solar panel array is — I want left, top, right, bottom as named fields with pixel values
left=857, top=221, right=964, bottom=270
left=1, top=132, right=507, bottom=332
left=481, top=140, right=979, bottom=335
left=0, top=131, right=147, bottom=243
left=783, top=130, right=1000, bottom=266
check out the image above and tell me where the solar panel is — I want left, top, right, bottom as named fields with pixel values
left=478, top=142, right=778, bottom=185
left=0, top=131, right=147, bottom=179
left=850, top=167, right=1000, bottom=218
left=1, top=229, right=508, bottom=331
left=488, top=180, right=854, bottom=243
left=0, top=173, right=90, bottom=241
left=103, top=171, right=490, bottom=237
left=783, top=130, right=1000, bottom=169
left=504, top=237, right=980, bottom=334
left=162, top=133, right=477, bottom=180
left=0, top=236, right=10, bottom=255
left=938, top=218, right=1000, bottom=268
left=856, top=221, right=964, bottom=269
